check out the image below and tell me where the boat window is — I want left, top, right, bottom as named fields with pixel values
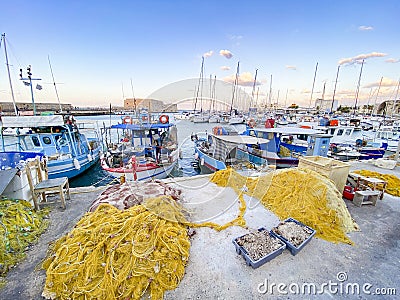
left=42, top=136, right=52, bottom=145
left=257, top=132, right=263, bottom=138
left=249, top=130, right=256, bottom=137
left=345, top=129, right=352, bottom=136
left=31, top=136, right=40, bottom=147
left=337, top=129, right=344, bottom=136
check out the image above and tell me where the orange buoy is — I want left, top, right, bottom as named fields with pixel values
left=123, top=116, right=132, bottom=124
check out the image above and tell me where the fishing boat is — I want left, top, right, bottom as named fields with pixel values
left=0, top=115, right=101, bottom=179
left=192, top=126, right=270, bottom=174
left=100, top=115, right=179, bottom=181
left=240, top=126, right=330, bottom=168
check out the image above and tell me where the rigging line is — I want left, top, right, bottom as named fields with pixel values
left=331, top=65, right=340, bottom=113
left=230, top=61, right=240, bottom=115
left=48, top=55, right=62, bottom=113
left=309, top=62, right=318, bottom=110
left=373, top=76, right=383, bottom=115
left=193, top=57, right=204, bottom=113
left=2, top=33, right=18, bottom=116
left=130, top=78, right=137, bottom=114
left=353, top=60, right=365, bottom=115
left=250, top=69, right=258, bottom=109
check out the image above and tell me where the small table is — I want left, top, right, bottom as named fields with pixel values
left=348, top=173, right=387, bottom=200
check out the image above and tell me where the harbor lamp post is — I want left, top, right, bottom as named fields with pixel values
left=19, top=65, right=42, bottom=116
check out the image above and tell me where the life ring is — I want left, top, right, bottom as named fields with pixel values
left=247, top=118, right=256, bottom=128
left=159, top=114, right=169, bottom=124
left=123, top=116, right=132, bottom=124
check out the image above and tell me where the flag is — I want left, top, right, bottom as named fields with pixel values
left=36, top=84, right=42, bottom=90
left=23, top=81, right=30, bottom=86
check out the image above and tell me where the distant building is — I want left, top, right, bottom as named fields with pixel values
left=314, top=98, right=338, bottom=113
left=375, top=100, right=400, bottom=116
left=0, top=101, right=72, bottom=115
left=124, top=98, right=177, bottom=112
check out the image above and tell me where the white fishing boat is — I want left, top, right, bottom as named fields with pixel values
left=100, top=115, right=179, bottom=181
left=0, top=115, right=101, bottom=179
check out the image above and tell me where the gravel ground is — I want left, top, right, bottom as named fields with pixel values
left=0, top=161, right=399, bottom=299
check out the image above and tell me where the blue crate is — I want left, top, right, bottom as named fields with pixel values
left=232, top=228, right=286, bottom=269
left=270, top=218, right=316, bottom=256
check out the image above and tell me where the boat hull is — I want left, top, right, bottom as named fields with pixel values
left=47, top=149, right=100, bottom=179
left=101, top=158, right=177, bottom=181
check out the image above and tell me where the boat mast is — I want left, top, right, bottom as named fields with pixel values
left=373, top=76, right=383, bottom=115
left=353, top=59, right=365, bottom=115
left=130, top=78, right=137, bottom=116
left=194, top=57, right=204, bottom=114
left=331, top=65, right=340, bottom=114
left=1, top=33, right=18, bottom=115
left=392, top=78, right=400, bottom=118
left=230, top=61, right=240, bottom=115
left=268, top=74, right=272, bottom=112
left=48, top=55, right=63, bottom=113
left=250, top=69, right=258, bottom=110
left=309, top=62, right=318, bottom=111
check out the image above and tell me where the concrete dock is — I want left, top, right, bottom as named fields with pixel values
left=0, top=161, right=399, bottom=299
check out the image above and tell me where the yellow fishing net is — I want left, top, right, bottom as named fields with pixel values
left=353, top=170, right=400, bottom=197
left=211, top=168, right=358, bottom=245
left=41, top=194, right=248, bottom=300
left=0, top=199, right=49, bottom=277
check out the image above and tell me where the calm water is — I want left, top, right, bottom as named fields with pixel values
left=69, top=115, right=374, bottom=188
left=69, top=115, right=246, bottom=187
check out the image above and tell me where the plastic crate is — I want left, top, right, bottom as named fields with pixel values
left=298, top=156, right=350, bottom=193
left=270, top=218, right=316, bottom=256
left=232, top=228, right=286, bottom=269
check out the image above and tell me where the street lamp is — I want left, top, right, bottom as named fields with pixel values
left=19, top=65, right=42, bottom=116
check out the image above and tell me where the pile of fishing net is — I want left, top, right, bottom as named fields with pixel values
left=0, top=199, right=49, bottom=277
left=211, top=168, right=359, bottom=245
left=89, top=180, right=182, bottom=211
left=42, top=187, right=247, bottom=299
left=353, top=170, right=400, bottom=197
left=42, top=196, right=190, bottom=300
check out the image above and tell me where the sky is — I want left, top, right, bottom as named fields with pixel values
left=0, top=0, right=399, bottom=110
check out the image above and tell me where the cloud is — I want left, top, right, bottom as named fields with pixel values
left=285, top=65, right=297, bottom=70
left=358, top=25, right=373, bottom=31
left=220, top=66, right=231, bottom=71
left=385, top=58, right=399, bottom=63
left=228, top=34, right=243, bottom=40
left=223, top=71, right=261, bottom=87
left=363, top=77, right=398, bottom=88
left=338, top=51, right=387, bottom=65
left=203, top=50, right=213, bottom=58
left=219, top=49, right=233, bottom=59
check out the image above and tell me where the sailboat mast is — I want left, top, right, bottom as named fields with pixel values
left=1, top=33, right=18, bottom=115
left=331, top=65, right=340, bottom=113
left=373, top=76, right=383, bottom=115
left=251, top=69, right=258, bottom=109
left=353, top=59, right=365, bottom=115
left=268, top=74, right=272, bottom=112
left=230, top=61, right=240, bottom=115
left=48, top=55, right=63, bottom=113
left=309, top=62, right=318, bottom=110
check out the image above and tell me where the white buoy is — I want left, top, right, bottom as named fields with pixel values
left=73, top=158, right=81, bottom=170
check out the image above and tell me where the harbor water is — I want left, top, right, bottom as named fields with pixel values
left=70, top=114, right=371, bottom=188
left=70, top=115, right=246, bottom=187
